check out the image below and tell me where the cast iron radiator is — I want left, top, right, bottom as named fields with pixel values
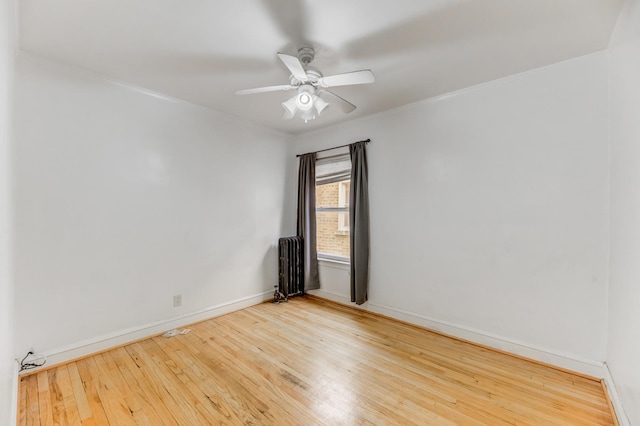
left=276, top=236, right=304, bottom=302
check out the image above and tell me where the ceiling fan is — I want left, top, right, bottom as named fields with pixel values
left=235, top=47, right=375, bottom=122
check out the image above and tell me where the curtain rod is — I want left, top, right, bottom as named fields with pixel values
left=296, top=138, right=370, bottom=158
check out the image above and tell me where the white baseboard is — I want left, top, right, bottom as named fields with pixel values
left=603, top=363, right=631, bottom=426
left=20, top=290, right=273, bottom=374
left=307, top=289, right=605, bottom=378
left=307, top=289, right=352, bottom=305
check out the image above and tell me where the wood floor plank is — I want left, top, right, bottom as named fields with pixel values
left=57, top=365, right=81, bottom=426
left=18, top=297, right=616, bottom=425
left=24, top=374, right=41, bottom=426
left=83, top=355, right=137, bottom=426
left=35, top=371, right=53, bottom=426
left=19, top=378, right=40, bottom=426
left=108, top=347, right=178, bottom=426
left=18, top=374, right=28, bottom=426
left=124, top=342, right=211, bottom=425
left=99, top=350, right=168, bottom=426
left=156, top=333, right=277, bottom=425
left=74, top=358, right=111, bottom=426
left=181, top=322, right=323, bottom=424
left=67, top=363, right=92, bottom=423
left=242, top=305, right=514, bottom=423
left=145, top=337, right=254, bottom=425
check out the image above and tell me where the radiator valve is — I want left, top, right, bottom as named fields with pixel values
left=273, top=285, right=288, bottom=303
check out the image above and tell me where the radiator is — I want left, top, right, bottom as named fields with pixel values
left=277, top=236, right=304, bottom=302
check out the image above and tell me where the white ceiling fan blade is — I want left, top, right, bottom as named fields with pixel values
left=235, top=84, right=296, bottom=95
left=318, top=90, right=357, bottom=114
left=317, top=70, right=375, bottom=88
left=277, top=53, right=308, bottom=82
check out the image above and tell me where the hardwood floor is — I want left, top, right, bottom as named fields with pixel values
left=18, top=296, right=616, bottom=425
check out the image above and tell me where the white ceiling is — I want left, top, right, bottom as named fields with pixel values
left=18, top=0, right=624, bottom=135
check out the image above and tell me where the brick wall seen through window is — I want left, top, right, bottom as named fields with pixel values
left=316, top=180, right=350, bottom=259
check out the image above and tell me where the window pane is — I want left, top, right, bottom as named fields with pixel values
left=316, top=210, right=350, bottom=259
left=317, top=180, right=348, bottom=208
left=317, top=180, right=350, bottom=260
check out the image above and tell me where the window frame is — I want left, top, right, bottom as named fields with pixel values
left=337, top=181, right=349, bottom=232
left=315, top=153, right=351, bottom=263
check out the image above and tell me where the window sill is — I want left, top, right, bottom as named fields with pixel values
left=318, top=257, right=350, bottom=271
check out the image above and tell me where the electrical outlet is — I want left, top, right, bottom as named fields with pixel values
left=173, top=295, right=182, bottom=307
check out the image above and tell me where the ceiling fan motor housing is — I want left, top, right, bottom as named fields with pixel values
left=289, top=68, right=321, bottom=86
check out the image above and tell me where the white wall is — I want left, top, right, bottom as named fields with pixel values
left=0, top=0, right=15, bottom=422
left=296, top=52, right=609, bottom=366
left=12, top=54, right=291, bottom=357
left=608, top=0, right=640, bottom=423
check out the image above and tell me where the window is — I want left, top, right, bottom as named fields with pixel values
left=316, top=154, right=351, bottom=262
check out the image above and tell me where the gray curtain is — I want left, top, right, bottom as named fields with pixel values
left=349, top=141, right=370, bottom=305
left=297, top=153, right=320, bottom=290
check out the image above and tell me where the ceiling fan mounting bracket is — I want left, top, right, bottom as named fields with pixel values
left=297, top=47, right=315, bottom=65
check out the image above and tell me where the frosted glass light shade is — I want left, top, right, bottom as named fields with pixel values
left=281, top=96, right=297, bottom=119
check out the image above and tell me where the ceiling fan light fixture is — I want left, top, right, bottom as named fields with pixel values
left=300, top=109, right=316, bottom=123
left=295, top=86, right=315, bottom=111
left=297, top=93, right=313, bottom=110
left=314, top=96, right=329, bottom=116
left=281, top=96, right=297, bottom=120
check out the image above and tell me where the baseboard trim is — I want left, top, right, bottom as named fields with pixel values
left=603, top=363, right=631, bottom=426
left=19, top=290, right=273, bottom=375
left=307, top=289, right=604, bottom=379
